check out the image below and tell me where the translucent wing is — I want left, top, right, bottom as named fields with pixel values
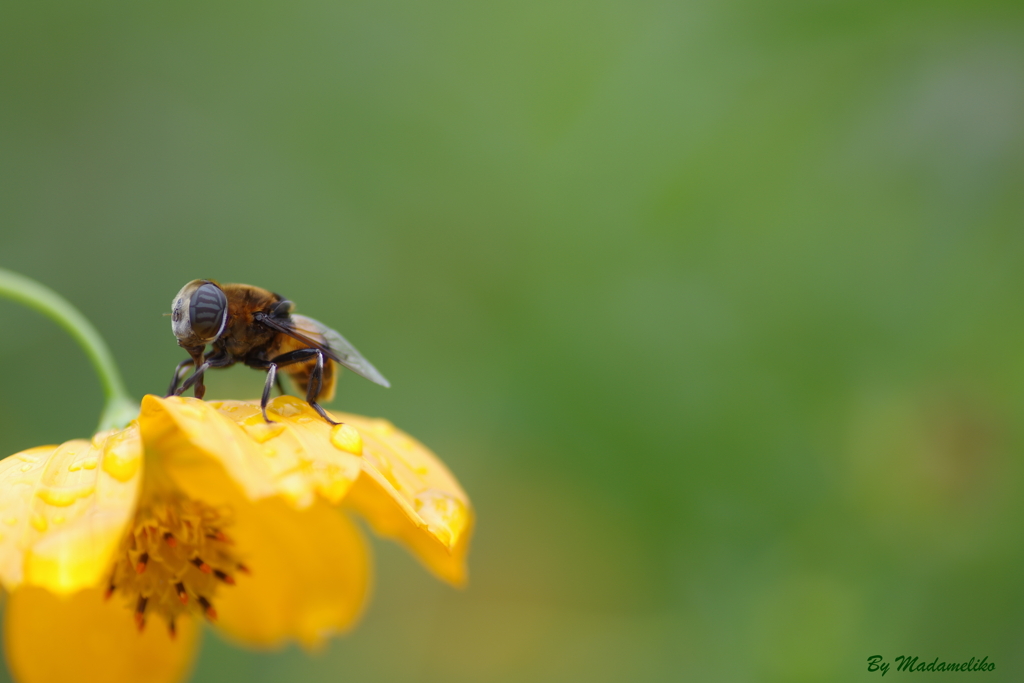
left=287, top=314, right=391, bottom=388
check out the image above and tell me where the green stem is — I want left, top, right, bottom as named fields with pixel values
left=0, top=268, right=138, bottom=432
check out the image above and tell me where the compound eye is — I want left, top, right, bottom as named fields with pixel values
left=188, top=283, right=228, bottom=341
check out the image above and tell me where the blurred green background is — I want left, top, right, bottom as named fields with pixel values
left=2, top=0, right=1024, bottom=681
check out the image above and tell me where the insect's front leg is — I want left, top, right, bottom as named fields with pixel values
left=167, top=359, right=196, bottom=396
left=174, top=352, right=232, bottom=399
left=174, top=361, right=211, bottom=398
left=175, top=344, right=209, bottom=399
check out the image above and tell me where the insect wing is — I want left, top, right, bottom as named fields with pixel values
left=291, top=315, right=391, bottom=388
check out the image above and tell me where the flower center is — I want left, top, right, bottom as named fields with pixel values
left=105, top=496, right=246, bottom=636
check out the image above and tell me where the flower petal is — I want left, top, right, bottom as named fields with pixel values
left=335, top=414, right=474, bottom=587
left=139, top=395, right=362, bottom=510
left=169, top=460, right=371, bottom=649
left=139, top=394, right=472, bottom=586
left=0, top=425, right=142, bottom=594
left=5, top=585, right=199, bottom=683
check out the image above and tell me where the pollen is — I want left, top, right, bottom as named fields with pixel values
left=105, top=496, right=244, bottom=634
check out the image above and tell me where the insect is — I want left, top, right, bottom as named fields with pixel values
left=167, top=279, right=389, bottom=424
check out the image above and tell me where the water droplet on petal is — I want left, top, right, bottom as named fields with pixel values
left=241, top=421, right=286, bottom=444
left=37, top=484, right=96, bottom=507
left=30, top=513, right=48, bottom=532
left=273, top=401, right=305, bottom=418
left=331, top=423, right=363, bottom=455
left=102, top=432, right=141, bottom=482
left=413, top=489, right=469, bottom=548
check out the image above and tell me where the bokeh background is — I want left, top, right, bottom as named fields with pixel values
left=2, top=1, right=1024, bottom=681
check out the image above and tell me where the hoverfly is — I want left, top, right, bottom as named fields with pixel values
left=168, top=280, right=389, bottom=424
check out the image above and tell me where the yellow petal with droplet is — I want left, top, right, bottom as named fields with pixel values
left=139, top=395, right=473, bottom=587
left=0, top=425, right=143, bottom=594
left=330, top=423, right=363, bottom=455
left=101, top=428, right=142, bottom=483
left=140, top=395, right=362, bottom=509
left=37, top=483, right=96, bottom=507
left=335, top=415, right=474, bottom=587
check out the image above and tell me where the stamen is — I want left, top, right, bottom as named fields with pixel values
left=207, top=530, right=233, bottom=544
left=106, top=495, right=243, bottom=631
left=237, top=563, right=251, bottom=575
left=214, top=569, right=236, bottom=585
left=134, top=596, right=148, bottom=632
left=197, top=596, right=217, bottom=620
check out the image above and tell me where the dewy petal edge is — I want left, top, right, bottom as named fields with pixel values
left=0, top=393, right=473, bottom=683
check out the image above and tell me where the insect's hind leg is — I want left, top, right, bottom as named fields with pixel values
left=306, top=351, right=340, bottom=425
left=257, top=348, right=339, bottom=425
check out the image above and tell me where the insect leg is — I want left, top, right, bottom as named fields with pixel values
left=263, top=348, right=319, bottom=367
left=308, top=352, right=323, bottom=398
left=306, top=351, right=340, bottom=425
left=174, top=361, right=211, bottom=397
left=256, top=348, right=319, bottom=423
left=257, top=348, right=340, bottom=425
left=261, top=364, right=278, bottom=423
left=173, top=354, right=233, bottom=399
left=167, top=359, right=196, bottom=396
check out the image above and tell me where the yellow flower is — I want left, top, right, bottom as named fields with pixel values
left=0, top=394, right=473, bottom=683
